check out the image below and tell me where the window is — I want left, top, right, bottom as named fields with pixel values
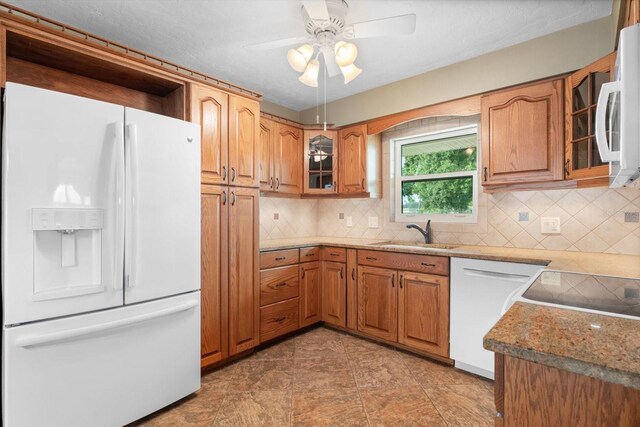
left=394, top=125, right=478, bottom=223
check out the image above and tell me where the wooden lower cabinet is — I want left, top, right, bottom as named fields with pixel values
left=398, top=272, right=449, bottom=358
left=200, top=186, right=229, bottom=366
left=322, top=261, right=347, bottom=327
left=260, top=298, right=300, bottom=343
left=495, top=354, right=640, bottom=426
left=299, top=261, right=322, bottom=327
left=357, top=266, right=398, bottom=342
left=227, top=188, right=260, bottom=357
left=346, top=248, right=358, bottom=330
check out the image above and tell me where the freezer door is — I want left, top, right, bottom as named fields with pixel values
left=2, top=83, right=125, bottom=325
left=124, top=108, right=200, bottom=304
left=2, top=292, right=201, bottom=427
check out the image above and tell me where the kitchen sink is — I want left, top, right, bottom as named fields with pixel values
left=372, top=241, right=459, bottom=250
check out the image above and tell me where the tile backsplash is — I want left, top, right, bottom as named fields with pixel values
left=260, top=116, right=640, bottom=256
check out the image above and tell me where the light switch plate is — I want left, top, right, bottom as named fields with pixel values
left=540, top=217, right=561, bottom=234
left=346, top=216, right=353, bottom=227
left=368, top=216, right=379, bottom=228
left=518, top=212, right=529, bottom=222
left=273, top=212, right=279, bottom=220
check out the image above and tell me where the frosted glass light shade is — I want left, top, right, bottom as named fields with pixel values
left=287, top=44, right=314, bottom=72
left=299, top=59, right=320, bottom=87
left=339, top=63, right=362, bottom=84
left=334, top=41, right=358, bottom=67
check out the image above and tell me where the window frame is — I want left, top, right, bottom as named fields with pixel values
left=393, top=125, right=479, bottom=224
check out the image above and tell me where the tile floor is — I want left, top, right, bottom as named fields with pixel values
left=133, top=327, right=495, bottom=426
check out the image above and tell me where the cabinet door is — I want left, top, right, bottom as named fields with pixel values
left=190, top=85, right=228, bottom=185
left=398, top=272, right=449, bottom=358
left=481, top=79, right=563, bottom=185
left=259, top=118, right=275, bottom=192
left=322, top=261, right=347, bottom=327
left=275, top=123, right=303, bottom=194
left=338, top=124, right=367, bottom=193
left=228, top=187, right=260, bottom=355
left=200, top=185, right=229, bottom=367
left=357, top=266, right=397, bottom=342
left=346, top=248, right=358, bottom=331
left=304, top=130, right=338, bottom=194
left=565, top=53, right=615, bottom=181
left=229, top=96, right=259, bottom=188
left=626, top=0, right=640, bottom=26
left=299, top=261, right=322, bottom=327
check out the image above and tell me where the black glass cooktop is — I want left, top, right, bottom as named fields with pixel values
left=521, top=271, right=640, bottom=318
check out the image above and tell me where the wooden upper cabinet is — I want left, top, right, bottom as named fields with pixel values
left=397, top=272, right=449, bottom=358
left=481, top=79, right=564, bottom=185
left=322, top=261, right=347, bottom=327
left=190, top=85, right=229, bottom=185
left=304, top=130, right=339, bottom=194
left=338, top=124, right=367, bottom=193
left=200, top=185, right=229, bottom=367
left=299, top=261, right=322, bottom=327
left=625, top=0, right=640, bottom=27
left=565, top=53, right=615, bottom=182
left=259, top=118, right=276, bottom=192
left=357, top=266, right=398, bottom=342
left=229, top=96, right=260, bottom=188
left=274, top=123, right=303, bottom=194
left=228, top=187, right=260, bottom=355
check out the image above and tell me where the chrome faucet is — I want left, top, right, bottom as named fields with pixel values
left=406, top=220, right=432, bottom=244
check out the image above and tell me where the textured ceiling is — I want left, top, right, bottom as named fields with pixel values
left=8, top=0, right=612, bottom=111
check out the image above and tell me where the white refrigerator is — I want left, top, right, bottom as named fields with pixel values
left=2, top=83, right=202, bottom=427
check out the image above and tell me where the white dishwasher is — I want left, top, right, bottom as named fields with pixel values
left=450, top=257, right=543, bottom=379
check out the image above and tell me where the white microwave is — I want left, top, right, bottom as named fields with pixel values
left=595, top=23, right=640, bottom=187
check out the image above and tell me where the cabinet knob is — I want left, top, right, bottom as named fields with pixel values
left=222, top=191, right=227, bottom=205
left=564, top=160, right=570, bottom=177
left=391, top=274, right=395, bottom=288
left=340, top=267, right=344, bottom=279
left=333, top=181, right=337, bottom=192
left=231, top=167, right=236, bottom=182
left=483, top=167, right=488, bottom=182
left=352, top=268, right=355, bottom=280
left=399, top=275, right=403, bottom=289
left=276, top=177, right=280, bottom=190
left=222, top=166, right=227, bottom=181
left=231, top=191, right=236, bottom=206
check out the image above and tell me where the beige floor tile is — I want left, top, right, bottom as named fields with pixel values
left=341, top=333, right=398, bottom=357
left=349, top=352, right=418, bottom=388
left=213, top=391, right=291, bottom=427
left=294, top=330, right=346, bottom=359
left=227, top=359, right=293, bottom=391
left=423, top=383, right=495, bottom=427
left=292, top=388, right=368, bottom=427
left=399, top=351, right=494, bottom=389
left=293, top=356, right=356, bottom=390
left=134, top=392, right=224, bottom=426
left=359, top=386, right=447, bottom=427
left=200, top=363, right=237, bottom=393
left=251, top=339, right=296, bottom=360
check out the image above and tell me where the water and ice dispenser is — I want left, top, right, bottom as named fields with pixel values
left=31, top=208, right=105, bottom=301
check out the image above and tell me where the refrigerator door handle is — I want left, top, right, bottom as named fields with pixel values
left=15, top=300, right=199, bottom=349
left=125, top=123, right=139, bottom=288
left=114, top=122, right=125, bottom=290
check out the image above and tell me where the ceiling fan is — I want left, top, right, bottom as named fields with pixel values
left=246, top=0, right=417, bottom=87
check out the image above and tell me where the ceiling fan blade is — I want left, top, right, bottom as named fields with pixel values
left=244, top=36, right=310, bottom=51
left=320, top=45, right=341, bottom=77
left=301, top=0, right=330, bottom=22
left=350, top=14, right=417, bottom=39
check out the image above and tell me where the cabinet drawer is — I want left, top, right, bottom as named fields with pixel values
left=260, top=249, right=299, bottom=269
left=357, top=250, right=449, bottom=276
left=300, top=246, right=320, bottom=262
left=260, top=265, right=299, bottom=306
left=321, top=247, right=347, bottom=263
left=260, top=298, right=299, bottom=343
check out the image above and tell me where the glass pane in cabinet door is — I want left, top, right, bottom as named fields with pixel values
left=572, top=112, right=589, bottom=140
left=572, top=140, right=589, bottom=170
left=591, top=138, right=604, bottom=167
left=308, top=155, right=321, bottom=171
left=321, top=154, right=333, bottom=170
left=592, top=72, right=610, bottom=105
left=321, top=173, right=334, bottom=190
left=573, top=77, right=589, bottom=111
left=308, top=172, right=321, bottom=189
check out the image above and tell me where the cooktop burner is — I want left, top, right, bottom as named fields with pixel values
left=521, top=271, right=640, bottom=318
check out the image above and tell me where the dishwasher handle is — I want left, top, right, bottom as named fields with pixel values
left=463, top=268, right=531, bottom=283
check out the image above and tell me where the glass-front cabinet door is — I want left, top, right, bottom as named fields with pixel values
left=303, top=130, right=338, bottom=194
left=565, top=52, right=615, bottom=181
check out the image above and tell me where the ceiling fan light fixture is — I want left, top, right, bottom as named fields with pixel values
left=299, top=58, right=320, bottom=87
left=334, top=41, right=358, bottom=67
left=287, top=44, right=314, bottom=72
left=339, top=63, right=362, bottom=84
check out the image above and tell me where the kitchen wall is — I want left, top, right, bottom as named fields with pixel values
left=261, top=116, right=640, bottom=256
left=298, top=15, right=615, bottom=127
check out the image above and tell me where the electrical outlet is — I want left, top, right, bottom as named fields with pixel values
left=625, top=212, right=640, bottom=223
left=346, top=216, right=353, bottom=227
left=518, top=212, right=529, bottom=222
left=624, top=288, right=640, bottom=299
left=273, top=212, right=279, bottom=220
left=540, top=217, right=561, bottom=234
left=339, top=213, right=345, bottom=219
left=541, top=271, right=562, bottom=287
left=368, top=216, right=379, bottom=228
